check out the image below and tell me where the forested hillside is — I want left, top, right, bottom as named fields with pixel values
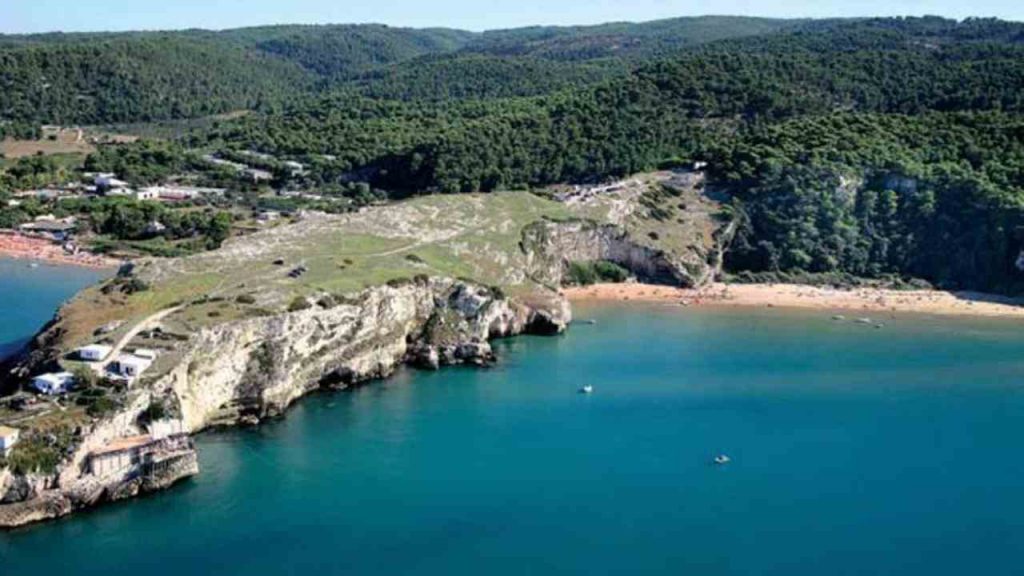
left=0, top=16, right=788, bottom=125
left=0, top=34, right=311, bottom=124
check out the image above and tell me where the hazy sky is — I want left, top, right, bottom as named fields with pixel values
left=1, top=0, right=1021, bottom=34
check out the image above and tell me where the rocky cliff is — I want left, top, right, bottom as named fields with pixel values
left=0, top=277, right=569, bottom=528
left=521, top=218, right=733, bottom=288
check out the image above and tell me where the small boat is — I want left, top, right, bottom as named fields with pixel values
left=28, top=262, right=39, bottom=269
left=713, top=454, right=731, bottom=465
left=855, top=317, right=873, bottom=324
left=831, top=315, right=845, bottom=321
left=578, top=385, right=594, bottom=394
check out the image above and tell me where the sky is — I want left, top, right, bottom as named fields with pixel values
left=1, top=0, right=1022, bottom=35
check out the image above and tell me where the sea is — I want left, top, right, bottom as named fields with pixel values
left=2, top=284, right=1024, bottom=575
left=0, top=257, right=110, bottom=360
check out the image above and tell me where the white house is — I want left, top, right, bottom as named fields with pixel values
left=112, top=354, right=153, bottom=379
left=0, top=426, right=19, bottom=455
left=32, top=372, right=76, bottom=395
left=77, top=344, right=113, bottom=362
left=256, top=210, right=281, bottom=222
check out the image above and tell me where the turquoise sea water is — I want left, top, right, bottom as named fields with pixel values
left=3, top=301, right=1024, bottom=575
left=0, top=257, right=109, bottom=360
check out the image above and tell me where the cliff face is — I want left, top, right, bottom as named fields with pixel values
left=522, top=219, right=730, bottom=288
left=161, top=278, right=569, bottom=432
left=0, top=278, right=570, bottom=528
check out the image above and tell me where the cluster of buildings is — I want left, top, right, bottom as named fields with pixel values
left=30, top=344, right=158, bottom=396
left=12, top=173, right=227, bottom=206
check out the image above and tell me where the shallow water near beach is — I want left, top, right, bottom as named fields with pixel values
left=0, top=257, right=110, bottom=360
left=3, top=301, right=1024, bottom=575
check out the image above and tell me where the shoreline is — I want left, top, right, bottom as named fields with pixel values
left=563, top=282, right=1024, bottom=319
left=0, top=233, right=121, bottom=270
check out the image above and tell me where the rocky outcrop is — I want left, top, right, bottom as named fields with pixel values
left=521, top=219, right=724, bottom=288
left=0, top=277, right=570, bottom=528
left=161, top=278, right=568, bottom=432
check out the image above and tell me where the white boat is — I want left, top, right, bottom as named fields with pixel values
left=713, top=454, right=731, bottom=465
left=578, top=385, right=594, bottom=394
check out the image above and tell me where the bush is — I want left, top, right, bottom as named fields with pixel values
left=72, top=366, right=97, bottom=391
left=287, top=296, right=311, bottom=312
left=123, top=278, right=150, bottom=294
left=85, top=396, right=120, bottom=418
left=592, top=261, right=629, bottom=283
left=138, top=399, right=168, bottom=424
left=236, top=294, right=257, bottom=304
left=565, top=260, right=630, bottom=286
left=5, top=428, right=75, bottom=474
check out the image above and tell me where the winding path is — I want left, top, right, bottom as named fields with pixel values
left=99, top=305, right=183, bottom=370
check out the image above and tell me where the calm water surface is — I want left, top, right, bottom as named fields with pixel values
left=0, top=257, right=109, bottom=360
left=2, top=301, right=1024, bottom=575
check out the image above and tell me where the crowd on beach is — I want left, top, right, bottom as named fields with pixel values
left=0, top=232, right=119, bottom=269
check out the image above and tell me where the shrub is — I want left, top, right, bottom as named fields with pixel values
left=565, top=260, right=630, bottom=286
left=593, top=261, right=629, bottom=283
left=138, top=399, right=168, bottom=425
left=287, top=296, right=311, bottom=312
left=236, top=294, right=257, bottom=305
left=86, top=396, right=119, bottom=418
left=72, top=366, right=97, bottom=391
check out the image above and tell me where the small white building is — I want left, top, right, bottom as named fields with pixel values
left=77, top=344, right=113, bottom=362
left=32, top=372, right=75, bottom=395
left=256, top=210, right=281, bottom=222
left=112, top=354, right=153, bottom=379
left=0, top=426, right=19, bottom=455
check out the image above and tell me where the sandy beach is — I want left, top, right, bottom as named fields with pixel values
left=564, top=282, right=1024, bottom=318
left=0, top=232, right=120, bottom=269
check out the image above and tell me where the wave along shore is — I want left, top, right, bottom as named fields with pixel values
left=564, top=282, right=1024, bottom=318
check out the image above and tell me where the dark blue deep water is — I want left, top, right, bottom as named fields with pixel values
left=0, top=257, right=109, bottom=361
left=3, top=301, right=1024, bottom=575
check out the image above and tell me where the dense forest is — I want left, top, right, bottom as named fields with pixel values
left=4, top=15, right=1024, bottom=294
left=0, top=16, right=791, bottom=124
